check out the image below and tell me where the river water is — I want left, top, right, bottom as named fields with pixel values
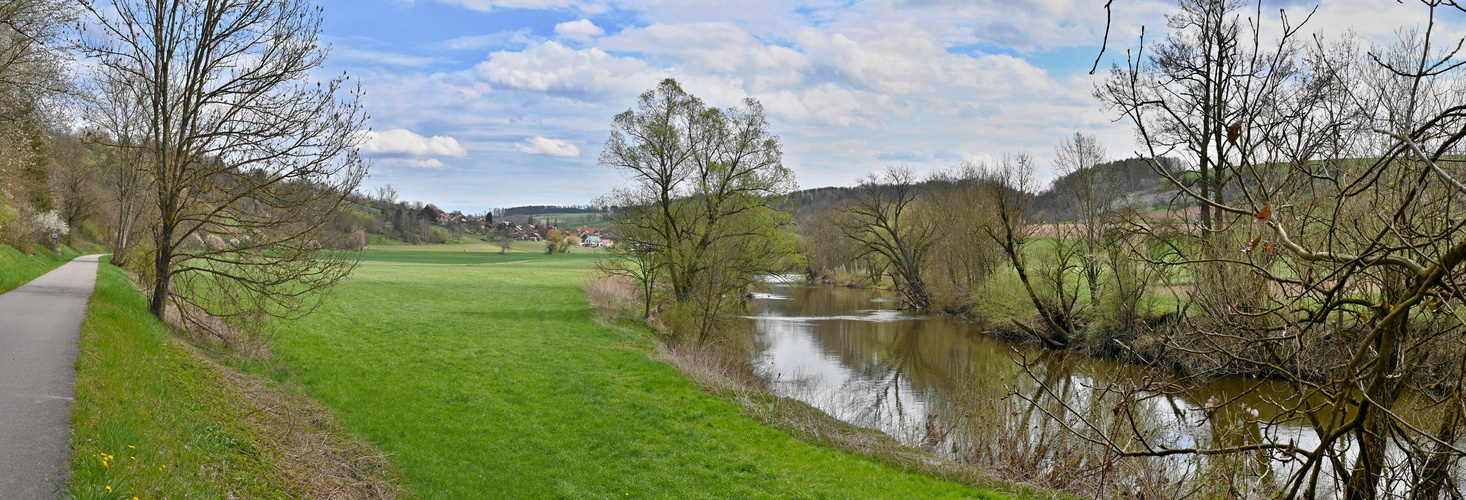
left=740, top=279, right=1447, bottom=497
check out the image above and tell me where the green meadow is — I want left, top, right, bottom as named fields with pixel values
left=270, top=247, right=1009, bottom=499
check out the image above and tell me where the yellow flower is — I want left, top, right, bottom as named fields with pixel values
left=106, top=486, right=112, bottom=492
left=127, top=445, right=135, bottom=449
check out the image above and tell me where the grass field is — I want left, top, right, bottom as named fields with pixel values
left=270, top=247, right=1008, bottom=498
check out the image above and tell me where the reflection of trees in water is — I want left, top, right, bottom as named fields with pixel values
left=750, top=284, right=1440, bottom=497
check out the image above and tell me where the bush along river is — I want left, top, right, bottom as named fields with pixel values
left=740, top=278, right=1453, bottom=498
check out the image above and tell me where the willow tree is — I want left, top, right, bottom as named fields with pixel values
left=600, top=78, right=796, bottom=344
left=80, top=0, right=368, bottom=331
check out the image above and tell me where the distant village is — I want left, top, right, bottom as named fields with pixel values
left=427, top=206, right=615, bottom=248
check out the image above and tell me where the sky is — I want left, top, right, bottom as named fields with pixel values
left=314, top=0, right=1457, bottom=213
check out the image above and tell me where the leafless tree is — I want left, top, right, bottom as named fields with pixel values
left=83, top=72, right=152, bottom=267
left=79, top=0, right=368, bottom=334
left=1053, top=132, right=1119, bottom=307
left=838, top=167, right=937, bottom=310
left=922, top=163, right=1006, bottom=307
left=1038, top=0, right=1466, bottom=497
left=984, top=154, right=1081, bottom=348
left=48, top=134, right=103, bottom=243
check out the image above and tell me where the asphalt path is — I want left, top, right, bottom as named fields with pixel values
left=0, top=255, right=102, bottom=499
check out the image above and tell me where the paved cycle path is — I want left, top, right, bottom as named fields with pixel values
left=0, top=255, right=102, bottom=498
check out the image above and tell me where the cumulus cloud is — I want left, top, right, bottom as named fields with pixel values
left=517, top=136, right=581, bottom=157
left=475, top=41, right=662, bottom=98
left=554, top=19, right=604, bottom=41
left=600, top=23, right=807, bottom=91
left=359, top=129, right=469, bottom=157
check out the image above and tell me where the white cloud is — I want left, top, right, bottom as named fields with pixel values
left=554, top=19, right=604, bottom=41
left=439, top=30, right=532, bottom=50
left=383, top=158, right=450, bottom=169
left=475, top=41, right=662, bottom=98
left=360, top=129, right=469, bottom=157
left=330, top=0, right=1450, bottom=210
left=601, top=22, right=807, bottom=92
left=518, top=136, right=581, bottom=157
left=758, top=83, right=894, bottom=129
left=332, top=47, right=445, bottom=68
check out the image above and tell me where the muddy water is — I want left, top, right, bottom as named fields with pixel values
left=739, top=280, right=1437, bottom=495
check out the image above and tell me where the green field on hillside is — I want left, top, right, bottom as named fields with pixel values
left=270, top=247, right=1007, bottom=499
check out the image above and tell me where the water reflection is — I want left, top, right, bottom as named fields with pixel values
left=740, top=282, right=1453, bottom=497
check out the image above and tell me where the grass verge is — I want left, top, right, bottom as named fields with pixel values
left=0, top=244, right=86, bottom=294
left=68, top=258, right=406, bottom=499
left=272, top=248, right=1013, bottom=498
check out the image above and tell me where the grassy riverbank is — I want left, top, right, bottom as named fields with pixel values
left=68, top=260, right=403, bottom=499
left=271, top=248, right=1017, bottom=498
left=0, top=244, right=87, bottom=293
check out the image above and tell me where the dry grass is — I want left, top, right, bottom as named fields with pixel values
left=184, top=345, right=410, bottom=499
left=137, top=271, right=409, bottom=499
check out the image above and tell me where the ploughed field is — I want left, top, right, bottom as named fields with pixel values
left=273, top=248, right=1006, bottom=498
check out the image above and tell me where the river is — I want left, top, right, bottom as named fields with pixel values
left=740, top=278, right=1446, bottom=497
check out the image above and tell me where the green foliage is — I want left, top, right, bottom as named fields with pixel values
left=272, top=249, right=1005, bottom=498
left=601, top=78, right=799, bottom=342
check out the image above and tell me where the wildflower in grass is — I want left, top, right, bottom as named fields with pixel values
left=105, top=486, right=111, bottom=492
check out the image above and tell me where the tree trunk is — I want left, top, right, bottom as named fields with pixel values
left=1346, top=310, right=1407, bottom=500
left=1414, top=400, right=1463, bottom=500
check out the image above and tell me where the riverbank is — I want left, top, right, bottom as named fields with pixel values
left=585, top=275, right=1064, bottom=499
left=268, top=249, right=1032, bottom=498
left=68, top=259, right=406, bottom=499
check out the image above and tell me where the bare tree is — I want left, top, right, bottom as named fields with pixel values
left=1033, top=1, right=1466, bottom=497
left=922, top=163, right=1005, bottom=307
left=83, top=70, right=152, bottom=266
left=838, top=167, right=937, bottom=310
left=79, top=0, right=368, bottom=332
left=1052, top=132, right=1118, bottom=308
left=48, top=134, right=102, bottom=243
left=983, top=154, right=1079, bottom=348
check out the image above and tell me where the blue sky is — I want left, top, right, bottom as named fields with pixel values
left=316, top=0, right=1444, bottom=212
